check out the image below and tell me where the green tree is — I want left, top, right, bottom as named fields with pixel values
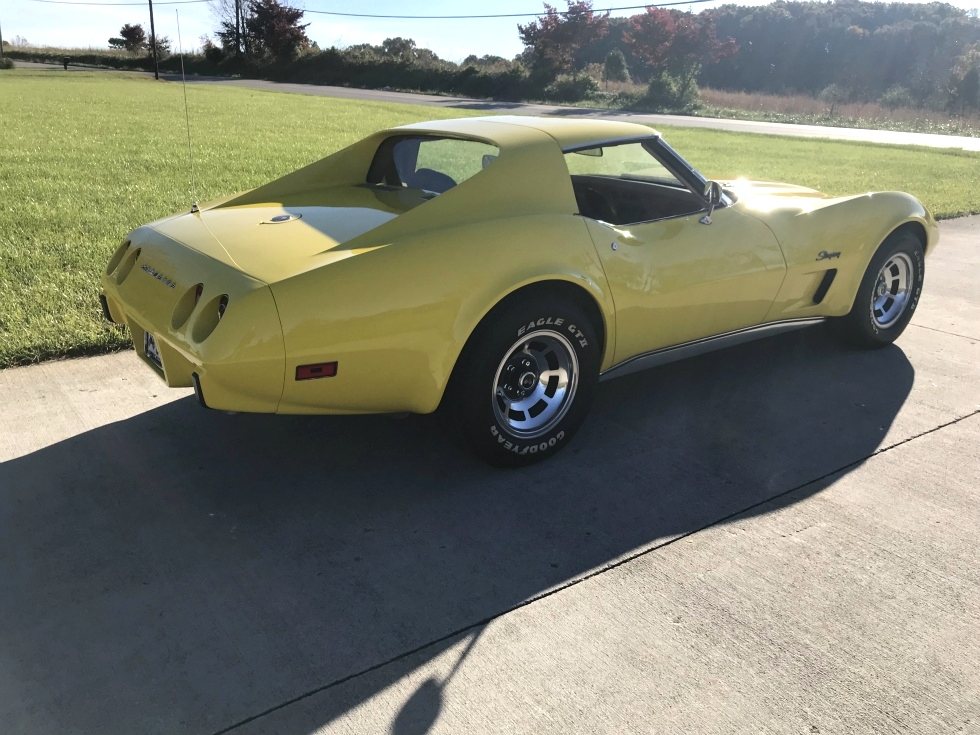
left=381, top=37, right=417, bottom=62
left=603, top=48, right=630, bottom=85
left=951, top=42, right=980, bottom=110
left=148, top=35, right=171, bottom=60
left=117, top=23, right=147, bottom=53
left=245, top=0, right=310, bottom=59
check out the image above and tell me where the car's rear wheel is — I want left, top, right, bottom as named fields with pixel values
left=831, top=231, right=924, bottom=349
left=446, top=296, right=601, bottom=466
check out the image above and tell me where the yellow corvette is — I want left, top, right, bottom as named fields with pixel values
left=100, top=116, right=937, bottom=465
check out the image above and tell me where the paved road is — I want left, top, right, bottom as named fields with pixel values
left=1, top=217, right=978, bottom=734
left=15, top=59, right=980, bottom=151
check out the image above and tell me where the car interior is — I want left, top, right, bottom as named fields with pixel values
left=367, top=135, right=498, bottom=195
left=571, top=175, right=707, bottom=226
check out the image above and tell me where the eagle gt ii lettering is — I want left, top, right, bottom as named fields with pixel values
left=99, top=116, right=938, bottom=467
left=518, top=317, right=564, bottom=336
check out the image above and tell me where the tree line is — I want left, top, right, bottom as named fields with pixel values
left=16, top=0, right=980, bottom=112
left=705, top=1, right=980, bottom=111
left=515, top=0, right=980, bottom=111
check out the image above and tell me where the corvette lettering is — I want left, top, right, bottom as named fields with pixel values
left=816, top=250, right=842, bottom=261
left=140, top=264, right=176, bottom=289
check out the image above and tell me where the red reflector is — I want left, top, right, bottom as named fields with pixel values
left=296, top=362, right=338, bottom=380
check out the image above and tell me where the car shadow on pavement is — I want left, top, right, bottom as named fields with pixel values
left=0, top=327, right=913, bottom=735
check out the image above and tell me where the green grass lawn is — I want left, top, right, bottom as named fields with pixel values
left=1, top=68, right=978, bottom=369
left=661, top=127, right=980, bottom=220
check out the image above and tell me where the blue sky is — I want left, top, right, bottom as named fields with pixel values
left=2, top=0, right=979, bottom=60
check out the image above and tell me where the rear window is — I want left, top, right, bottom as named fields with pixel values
left=367, top=136, right=499, bottom=194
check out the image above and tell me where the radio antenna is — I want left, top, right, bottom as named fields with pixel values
left=176, top=9, right=199, bottom=214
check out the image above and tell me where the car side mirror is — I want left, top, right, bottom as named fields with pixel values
left=700, top=180, right=724, bottom=225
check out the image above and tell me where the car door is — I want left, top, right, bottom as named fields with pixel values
left=584, top=207, right=786, bottom=366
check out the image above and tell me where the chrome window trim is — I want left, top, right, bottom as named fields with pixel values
left=561, top=135, right=661, bottom=154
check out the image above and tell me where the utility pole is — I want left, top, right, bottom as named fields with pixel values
left=147, top=0, right=159, bottom=80
left=235, top=0, right=241, bottom=55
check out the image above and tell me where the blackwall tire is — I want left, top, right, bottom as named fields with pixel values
left=448, top=296, right=601, bottom=467
left=831, top=231, right=924, bottom=349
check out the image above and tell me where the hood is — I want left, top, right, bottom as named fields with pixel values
left=722, top=179, right=831, bottom=199
left=145, top=184, right=429, bottom=283
left=722, top=178, right=861, bottom=221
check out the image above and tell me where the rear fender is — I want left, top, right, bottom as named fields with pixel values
left=272, top=214, right=615, bottom=415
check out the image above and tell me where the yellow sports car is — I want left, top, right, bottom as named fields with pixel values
left=100, top=116, right=937, bottom=465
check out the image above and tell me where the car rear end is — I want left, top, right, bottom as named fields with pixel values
left=100, top=221, right=285, bottom=413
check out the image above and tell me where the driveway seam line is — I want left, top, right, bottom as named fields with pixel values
left=211, top=407, right=980, bottom=735
left=910, top=323, right=979, bottom=341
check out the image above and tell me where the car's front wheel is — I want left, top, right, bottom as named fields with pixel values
left=447, top=296, right=601, bottom=467
left=831, top=231, right=924, bottom=349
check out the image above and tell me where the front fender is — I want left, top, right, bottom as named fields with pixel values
left=757, top=192, right=938, bottom=321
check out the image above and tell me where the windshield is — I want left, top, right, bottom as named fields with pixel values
left=563, top=141, right=683, bottom=187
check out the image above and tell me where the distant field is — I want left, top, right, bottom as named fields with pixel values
left=1, top=68, right=978, bottom=369
left=699, top=87, right=980, bottom=139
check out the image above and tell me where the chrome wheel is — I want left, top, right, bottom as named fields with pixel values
left=492, top=330, right=579, bottom=439
left=870, top=252, right=914, bottom=329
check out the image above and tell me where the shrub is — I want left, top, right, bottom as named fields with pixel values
left=455, top=65, right=536, bottom=101
left=818, top=83, right=848, bottom=116
left=879, top=85, right=913, bottom=109
left=609, top=89, right=645, bottom=109
left=202, top=39, right=225, bottom=64
left=0, top=57, right=15, bottom=70
left=544, top=73, right=599, bottom=103
left=641, top=72, right=700, bottom=112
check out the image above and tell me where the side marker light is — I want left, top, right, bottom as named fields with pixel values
left=296, top=362, right=338, bottom=381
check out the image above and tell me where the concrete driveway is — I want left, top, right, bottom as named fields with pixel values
left=1, top=217, right=978, bottom=734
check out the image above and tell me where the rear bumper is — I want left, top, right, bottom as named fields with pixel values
left=100, top=227, right=286, bottom=413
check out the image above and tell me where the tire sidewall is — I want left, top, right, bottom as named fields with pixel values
left=452, top=299, right=600, bottom=466
left=850, top=233, right=924, bottom=347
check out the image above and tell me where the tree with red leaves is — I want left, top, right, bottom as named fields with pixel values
left=625, top=8, right=737, bottom=98
left=518, top=1, right=609, bottom=81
